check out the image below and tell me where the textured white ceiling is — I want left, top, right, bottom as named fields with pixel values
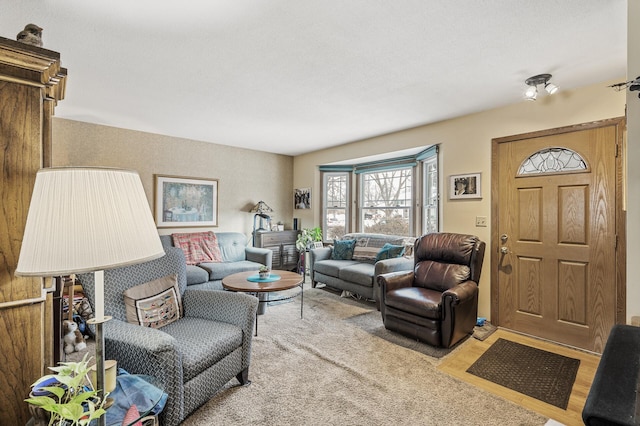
left=1, top=0, right=627, bottom=156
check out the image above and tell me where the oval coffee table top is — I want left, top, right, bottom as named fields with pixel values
left=222, top=270, right=303, bottom=293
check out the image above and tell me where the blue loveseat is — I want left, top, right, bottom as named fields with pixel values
left=160, top=232, right=272, bottom=290
left=310, top=233, right=415, bottom=308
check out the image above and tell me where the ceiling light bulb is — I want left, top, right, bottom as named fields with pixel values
left=545, top=82, right=558, bottom=95
left=524, top=85, right=537, bottom=101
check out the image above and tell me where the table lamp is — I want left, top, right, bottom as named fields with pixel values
left=15, top=167, right=165, bottom=426
left=250, top=201, right=273, bottom=245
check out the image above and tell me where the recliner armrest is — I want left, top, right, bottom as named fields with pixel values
left=442, top=280, right=478, bottom=305
left=378, top=270, right=414, bottom=293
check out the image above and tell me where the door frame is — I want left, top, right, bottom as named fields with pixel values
left=490, top=117, right=627, bottom=332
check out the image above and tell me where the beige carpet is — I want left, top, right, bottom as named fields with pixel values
left=178, top=287, right=547, bottom=425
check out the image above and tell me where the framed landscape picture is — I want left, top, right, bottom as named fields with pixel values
left=155, top=175, right=218, bottom=227
left=449, top=173, right=482, bottom=200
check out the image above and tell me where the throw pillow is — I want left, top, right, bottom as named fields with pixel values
left=331, top=239, right=357, bottom=260
left=172, top=231, right=223, bottom=265
left=352, top=237, right=378, bottom=262
left=123, top=274, right=182, bottom=329
left=375, top=243, right=406, bottom=262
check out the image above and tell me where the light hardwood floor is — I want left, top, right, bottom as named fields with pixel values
left=438, top=329, right=601, bottom=426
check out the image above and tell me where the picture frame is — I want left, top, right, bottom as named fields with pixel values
left=154, top=175, right=218, bottom=227
left=449, top=173, right=482, bottom=200
left=294, top=187, right=311, bottom=209
left=313, top=241, right=324, bottom=249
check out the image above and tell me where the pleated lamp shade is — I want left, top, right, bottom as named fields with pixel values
left=15, top=167, right=164, bottom=278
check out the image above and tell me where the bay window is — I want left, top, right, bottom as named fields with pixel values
left=320, top=146, right=438, bottom=240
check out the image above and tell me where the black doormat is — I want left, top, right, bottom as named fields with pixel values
left=466, top=338, right=580, bottom=409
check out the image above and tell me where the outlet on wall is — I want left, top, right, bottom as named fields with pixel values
left=475, top=216, right=487, bottom=227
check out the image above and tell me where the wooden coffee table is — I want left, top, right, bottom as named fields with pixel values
left=222, top=270, right=303, bottom=335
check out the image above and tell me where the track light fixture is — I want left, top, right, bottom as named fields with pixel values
left=524, top=73, right=558, bottom=101
left=609, top=76, right=640, bottom=98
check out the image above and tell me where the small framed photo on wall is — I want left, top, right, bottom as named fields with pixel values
left=294, top=188, right=311, bottom=209
left=449, top=173, right=482, bottom=199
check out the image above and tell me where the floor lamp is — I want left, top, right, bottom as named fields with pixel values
left=15, top=167, right=165, bottom=426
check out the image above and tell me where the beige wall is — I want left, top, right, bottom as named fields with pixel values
left=52, top=119, right=294, bottom=240
left=293, top=79, right=626, bottom=319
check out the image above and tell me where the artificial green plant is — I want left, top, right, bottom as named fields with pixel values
left=295, top=227, right=323, bottom=251
left=25, top=353, right=108, bottom=426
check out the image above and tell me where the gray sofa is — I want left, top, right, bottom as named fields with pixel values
left=310, top=233, right=415, bottom=308
left=160, top=232, right=272, bottom=290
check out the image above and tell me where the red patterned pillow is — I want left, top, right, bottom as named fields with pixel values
left=172, top=231, right=223, bottom=265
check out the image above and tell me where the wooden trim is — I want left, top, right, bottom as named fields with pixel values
left=0, top=288, right=46, bottom=309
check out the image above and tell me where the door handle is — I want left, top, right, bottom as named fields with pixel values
left=500, top=246, right=509, bottom=254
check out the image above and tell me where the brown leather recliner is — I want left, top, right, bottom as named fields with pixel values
left=378, top=232, right=486, bottom=348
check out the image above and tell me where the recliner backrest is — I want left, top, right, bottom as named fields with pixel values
left=413, top=233, right=484, bottom=292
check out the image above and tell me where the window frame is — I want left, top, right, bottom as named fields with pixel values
left=321, top=171, right=350, bottom=241
left=358, top=166, right=414, bottom=236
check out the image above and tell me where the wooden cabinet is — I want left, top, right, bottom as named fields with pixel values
left=255, top=230, right=300, bottom=271
left=0, top=37, right=66, bottom=424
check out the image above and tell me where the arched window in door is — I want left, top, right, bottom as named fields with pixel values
left=517, top=147, right=588, bottom=176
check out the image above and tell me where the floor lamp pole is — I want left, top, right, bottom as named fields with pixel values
left=87, top=270, right=111, bottom=426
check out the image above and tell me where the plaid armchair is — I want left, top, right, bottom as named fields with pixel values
left=79, top=246, right=258, bottom=426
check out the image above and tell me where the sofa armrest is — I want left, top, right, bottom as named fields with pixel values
left=375, top=257, right=413, bottom=275
left=310, top=247, right=331, bottom=262
left=245, top=246, right=272, bottom=266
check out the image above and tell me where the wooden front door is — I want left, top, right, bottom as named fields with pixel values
left=491, top=118, right=625, bottom=353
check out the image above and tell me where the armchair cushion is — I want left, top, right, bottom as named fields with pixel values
left=123, top=274, right=182, bottom=328
left=160, top=317, right=242, bottom=382
left=385, top=287, right=442, bottom=319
